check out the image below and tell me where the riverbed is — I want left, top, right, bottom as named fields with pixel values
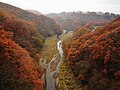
left=40, top=34, right=64, bottom=90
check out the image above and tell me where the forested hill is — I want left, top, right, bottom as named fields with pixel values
left=0, top=2, right=63, bottom=59
left=0, top=29, right=43, bottom=90
left=0, top=2, right=60, bottom=89
left=0, top=2, right=62, bottom=37
left=0, top=2, right=63, bottom=89
left=63, top=17, right=120, bottom=90
left=46, top=11, right=119, bottom=31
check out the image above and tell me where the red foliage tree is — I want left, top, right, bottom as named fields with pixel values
left=0, top=30, right=42, bottom=90
left=63, top=17, right=120, bottom=89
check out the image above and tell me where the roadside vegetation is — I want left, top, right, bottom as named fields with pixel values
left=59, top=59, right=87, bottom=90
left=60, top=31, right=85, bottom=90
left=62, top=31, right=73, bottom=41
left=40, top=35, right=58, bottom=63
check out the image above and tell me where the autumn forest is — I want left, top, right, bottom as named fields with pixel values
left=0, top=1, right=120, bottom=90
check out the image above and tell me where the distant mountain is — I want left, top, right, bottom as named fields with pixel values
left=26, top=9, right=42, bottom=15
left=63, top=17, right=120, bottom=90
left=46, top=11, right=119, bottom=31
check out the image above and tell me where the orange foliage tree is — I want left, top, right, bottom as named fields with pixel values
left=63, top=17, right=120, bottom=90
left=0, top=29, right=43, bottom=90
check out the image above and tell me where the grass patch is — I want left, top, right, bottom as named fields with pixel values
left=40, top=35, right=58, bottom=63
left=40, top=31, right=72, bottom=63
left=62, top=31, right=73, bottom=41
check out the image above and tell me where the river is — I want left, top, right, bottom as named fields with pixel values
left=40, top=33, right=64, bottom=90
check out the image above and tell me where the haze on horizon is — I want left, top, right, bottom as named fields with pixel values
left=0, top=0, right=120, bottom=14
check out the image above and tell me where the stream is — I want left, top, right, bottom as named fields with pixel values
left=40, top=33, right=64, bottom=90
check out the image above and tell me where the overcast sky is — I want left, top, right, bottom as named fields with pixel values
left=0, top=0, right=120, bottom=14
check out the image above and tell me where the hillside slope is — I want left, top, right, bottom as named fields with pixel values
left=26, top=9, right=42, bottom=15
left=63, top=17, right=120, bottom=90
left=0, top=2, right=62, bottom=37
left=0, top=29, right=43, bottom=90
left=0, top=11, right=43, bottom=60
left=0, top=2, right=62, bottom=59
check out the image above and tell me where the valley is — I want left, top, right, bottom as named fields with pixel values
left=40, top=32, right=64, bottom=90
left=0, top=1, right=120, bottom=90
